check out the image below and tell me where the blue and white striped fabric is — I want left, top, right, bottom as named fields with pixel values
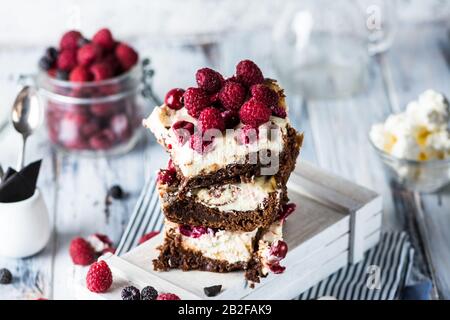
left=116, top=178, right=415, bottom=300
left=298, top=232, right=414, bottom=300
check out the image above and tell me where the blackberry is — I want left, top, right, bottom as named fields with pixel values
left=56, top=70, right=69, bottom=81
left=121, top=286, right=140, bottom=300
left=45, top=47, right=58, bottom=62
left=0, top=268, right=12, bottom=285
left=204, top=285, right=222, bottom=297
left=108, top=185, right=124, bottom=200
left=39, top=57, right=53, bottom=71
left=141, top=286, right=158, bottom=300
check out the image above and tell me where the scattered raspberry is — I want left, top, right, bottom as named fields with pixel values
left=0, top=268, right=12, bottom=285
left=86, top=260, right=113, bottom=293
left=77, top=43, right=102, bottom=67
left=236, top=125, right=259, bottom=145
left=196, top=68, right=224, bottom=93
left=156, top=293, right=181, bottom=300
left=92, top=28, right=116, bottom=51
left=271, top=106, right=287, bottom=119
left=236, top=59, right=264, bottom=87
left=141, top=286, right=158, bottom=300
left=87, top=234, right=115, bottom=255
left=90, top=62, right=113, bottom=81
left=183, top=87, right=211, bottom=118
left=172, top=120, right=195, bottom=145
left=250, top=84, right=278, bottom=107
left=121, top=286, right=140, bottom=300
left=69, top=66, right=92, bottom=82
left=239, top=98, right=271, bottom=128
left=221, top=110, right=240, bottom=129
left=219, top=81, right=247, bottom=111
left=115, top=43, right=138, bottom=71
left=57, top=50, right=77, bottom=71
left=138, top=231, right=160, bottom=245
left=165, top=88, right=185, bottom=110
left=69, top=237, right=95, bottom=266
left=189, top=133, right=214, bottom=154
left=198, top=107, right=225, bottom=132
left=60, top=30, right=83, bottom=50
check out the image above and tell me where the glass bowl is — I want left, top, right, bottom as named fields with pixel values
left=36, top=65, right=144, bottom=156
left=370, top=139, right=450, bottom=193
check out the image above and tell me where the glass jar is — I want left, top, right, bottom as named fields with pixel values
left=37, top=65, right=144, bottom=156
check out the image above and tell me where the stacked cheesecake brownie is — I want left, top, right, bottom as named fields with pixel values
left=143, top=60, right=303, bottom=283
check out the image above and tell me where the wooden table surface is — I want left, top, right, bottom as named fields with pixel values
left=0, top=23, right=449, bottom=300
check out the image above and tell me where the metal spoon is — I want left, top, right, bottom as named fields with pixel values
left=11, top=86, right=42, bottom=170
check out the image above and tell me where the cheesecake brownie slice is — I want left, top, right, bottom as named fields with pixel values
left=143, top=80, right=303, bottom=190
left=158, top=175, right=288, bottom=232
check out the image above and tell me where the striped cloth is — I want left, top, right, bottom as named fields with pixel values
left=116, top=178, right=415, bottom=300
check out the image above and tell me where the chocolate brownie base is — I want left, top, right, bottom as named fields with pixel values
left=176, top=126, right=303, bottom=191
left=159, top=184, right=288, bottom=232
left=153, top=229, right=248, bottom=273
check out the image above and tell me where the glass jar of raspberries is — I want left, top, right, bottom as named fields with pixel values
left=36, top=29, right=151, bottom=156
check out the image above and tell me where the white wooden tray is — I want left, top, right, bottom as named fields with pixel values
left=75, top=161, right=382, bottom=300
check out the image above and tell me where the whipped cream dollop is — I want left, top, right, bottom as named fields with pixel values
left=193, top=176, right=278, bottom=212
left=370, top=90, right=450, bottom=161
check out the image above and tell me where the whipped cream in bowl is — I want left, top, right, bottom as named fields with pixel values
left=369, top=90, right=450, bottom=193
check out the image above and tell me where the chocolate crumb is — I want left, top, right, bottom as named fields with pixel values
left=204, top=285, right=222, bottom=297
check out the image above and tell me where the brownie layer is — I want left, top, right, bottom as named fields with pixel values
left=159, top=183, right=288, bottom=232
left=175, top=126, right=303, bottom=191
left=153, top=228, right=249, bottom=273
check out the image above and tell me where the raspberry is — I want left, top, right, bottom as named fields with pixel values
left=268, top=263, right=286, bottom=274
left=157, top=168, right=176, bottom=185
left=271, top=106, right=287, bottom=119
left=69, top=237, right=95, bottom=266
left=221, top=110, right=240, bottom=129
left=236, top=125, right=259, bottom=145
left=141, top=286, right=158, bottom=300
left=239, top=98, right=271, bottom=128
left=196, top=68, right=224, bottom=93
left=60, top=30, right=83, bottom=50
left=90, top=62, right=113, bottom=81
left=86, top=261, right=113, bottom=293
left=156, top=293, right=181, bottom=300
left=165, top=88, right=185, bottom=110
left=198, top=107, right=225, bottom=132
left=87, top=234, right=115, bottom=255
left=250, top=84, right=278, bottom=107
left=115, top=43, right=138, bottom=71
left=172, top=120, right=195, bottom=145
left=179, top=225, right=210, bottom=238
left=138, top=231, right=160, bottom=245
left=0, top=268, right=12, bottom=284
left=183, top=87, right=211, bottom=118
left=236, top=60, right=264, bottom=87
left=77, top=43, right=102, bottom=67
left=219, top=81, right=247, bottom=111
left=269, top=240, right=288, bottom=260
left=278, top=203, right=296, bottom=222
left=189, top=133, right=214, bottom=154
left=69, top=66, right=92, bottom=82
left=121, top=286, right=140, bottom=300
left=57, top=50, right=77, bottom=71
left=92, top=28, right=116, bottom=51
